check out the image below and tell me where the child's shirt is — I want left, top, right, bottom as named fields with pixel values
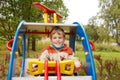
left=41, top=44, right=73, bottom=55
left=39, top=44, right=82, bottom=72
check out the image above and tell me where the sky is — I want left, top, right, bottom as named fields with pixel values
left=63, top=0, right=100, bottom=25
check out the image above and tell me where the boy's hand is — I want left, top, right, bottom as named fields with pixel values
left=26, top=64, right=39, bottom=76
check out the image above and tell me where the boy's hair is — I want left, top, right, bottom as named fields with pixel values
left=50, top=27, right=65, bottom=39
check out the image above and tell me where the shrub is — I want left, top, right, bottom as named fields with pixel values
left=94, top=54, right=120, bottom=80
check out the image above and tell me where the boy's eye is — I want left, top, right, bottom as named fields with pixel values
left=59, top=37, right=62, bottom=39
left=53, top=37, right=56, bottom=39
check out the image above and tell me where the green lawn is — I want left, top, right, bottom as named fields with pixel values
left=76, top=50, right=120, bottom=63
left=75, top=50, right=120, bottom=80
left=94, top=51, right=120, bottom=60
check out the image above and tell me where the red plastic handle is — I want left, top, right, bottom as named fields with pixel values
left=6, top=39, right=14, bottom=51
left=90, top=40, right=95, bottom=51
left=44, top=60, right=48, bottom=80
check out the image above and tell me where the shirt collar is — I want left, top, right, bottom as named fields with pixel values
left=51, top=44, right=64, bottom=50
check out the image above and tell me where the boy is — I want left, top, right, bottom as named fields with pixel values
left=39, top=27, right=81, bottom=72
left=27, top=27, right=81, bottom=74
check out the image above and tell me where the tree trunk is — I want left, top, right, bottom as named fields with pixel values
left=116, top=22, right=120, bottom=45
left=32, top=37, right=36, bottom=51
left=27, top=38, right=30, bottom=57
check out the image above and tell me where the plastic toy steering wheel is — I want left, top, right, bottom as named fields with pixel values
left=28, top=60, right=74, bottom=75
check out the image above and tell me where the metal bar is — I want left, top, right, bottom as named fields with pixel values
left=7, top=20, right=25, bottom=80
left=20, top=31, right=73, bottom=35
left=74, top=22, right=97, bottom=80
left=23, top=22, right=77, bottom=27
left=20, top=34, right=26, bottom=77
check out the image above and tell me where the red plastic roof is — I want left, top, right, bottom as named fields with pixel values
left=33, top=2, right=62, bottom=18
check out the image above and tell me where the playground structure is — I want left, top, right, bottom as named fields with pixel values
left=7, top=2, right=96, bottom=80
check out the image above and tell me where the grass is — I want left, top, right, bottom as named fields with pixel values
left=75, top=50, right=120, bottom=63
left=75, top=50, right=120, bottom=79
left=94, top=51, right=120, bottom=61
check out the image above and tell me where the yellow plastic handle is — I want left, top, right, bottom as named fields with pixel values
left=60, top=60, right=74, bottom=75
left=28, top=60, right=44, bottom=75
left=28, top=60, right=74, bottom=75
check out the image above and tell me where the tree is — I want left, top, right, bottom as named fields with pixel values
left=89, top=15, right=111, bottom=43
left=98, top=0, right=120, bottom=44
left=84, top=24, right=99, bottom=42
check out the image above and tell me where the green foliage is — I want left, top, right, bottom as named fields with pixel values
left=0, top=39, right=7, bottom=50
left=0, top=0, right=68, bottom=40
left=84, top=25, right=99, bottom=42
left=42, top=0, right=68, bottom=21
left=88, top=0, right=120, bottom=44
left=98, top=0, right=120, bottom=43
left=36, top=38, right=51, bottom=51
left=96, top=26, right=110, bottom=42
left=95, top=43, right=120, bottom=52
left=94, top=54, right=120, bottom=80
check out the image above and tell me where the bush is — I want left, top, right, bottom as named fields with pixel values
left=94, top=54, right=120, bottom=80
left=0, top=40, right=7, bottom=50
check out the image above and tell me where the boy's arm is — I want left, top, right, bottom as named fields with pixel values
left=68, top=54, right=82, bottom=72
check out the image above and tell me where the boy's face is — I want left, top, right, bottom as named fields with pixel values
left=51, top=32, right=65, bottom=47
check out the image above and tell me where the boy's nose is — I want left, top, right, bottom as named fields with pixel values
left=56, top=38, right=60, bottom=41
left=56, top=38, right=59, bottom=41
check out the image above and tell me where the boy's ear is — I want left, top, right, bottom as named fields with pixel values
left=50, top=38, right=52, bottom=42
left=64, top=37, right=66, bottom=41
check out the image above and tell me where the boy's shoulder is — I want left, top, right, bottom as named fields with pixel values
left=64, top=44, right=73, bottom=50
left=60, top=44, right=73, bottom=55
left=41, top=45, right=53, bottom=51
